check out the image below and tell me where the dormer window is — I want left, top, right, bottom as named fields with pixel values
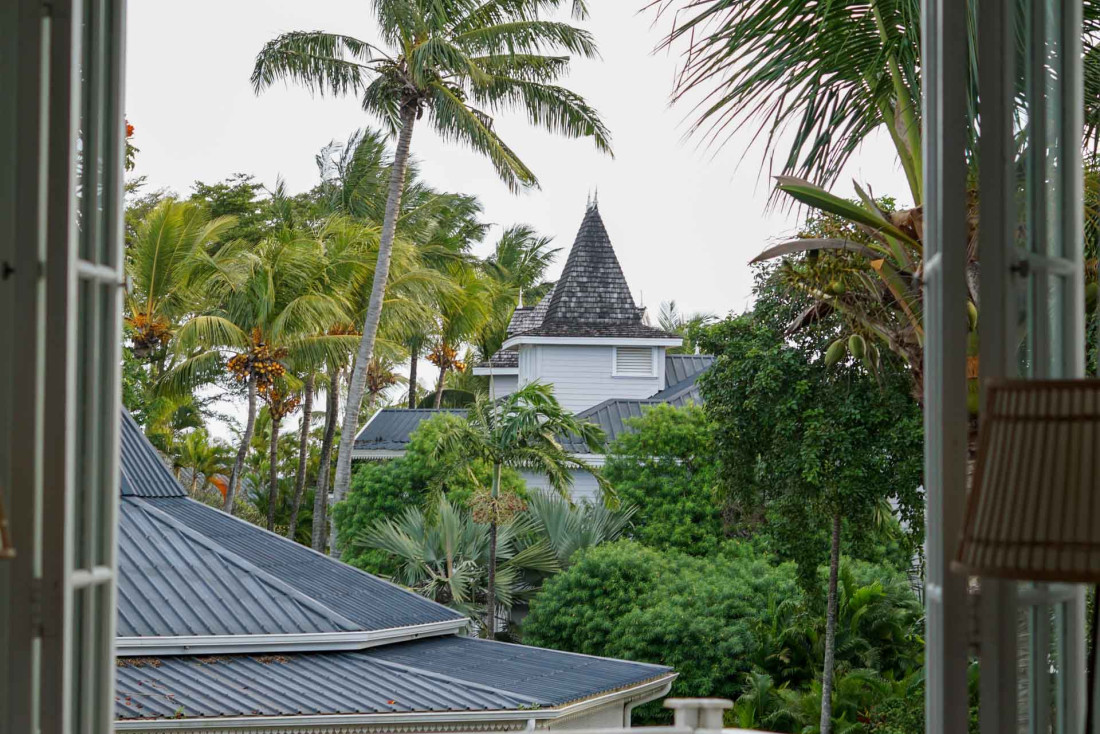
left=613, top=347, right=656, bottom=377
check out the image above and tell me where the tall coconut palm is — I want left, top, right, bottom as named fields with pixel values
left=160, top=234, right=355, bottom=514
left=429, top=266, right=491, bottom=408
left=252, top=0, right=613, bottom=527
left=287, top=372, right=315, bottom=540
left=261, top=384, right=302, bottom=530
left=124, top=199, right=236, bottom=368
left=431, top=382, right=609, bottom=636
left=479, top=224, right=559, bottom=359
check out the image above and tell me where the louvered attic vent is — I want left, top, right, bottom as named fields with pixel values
left=614, top=347, right=654, bottom=376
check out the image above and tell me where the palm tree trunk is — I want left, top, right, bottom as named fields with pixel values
left=224, top=375, right=257, bottom=514
left=286, top=378, right=316, bottom=539
left=819, top=511, right=841, bottom=734
left=267, top=416, right=281, bottom=531
left=408, top=341, right=419, bottom=408
left=189, top=471, right=198, bottom=496
left=433, top=365, right=448, bottom=408
left=486, top=462, right=501, bottom=638
left=312, top=369, right=339, bottom=552
left=287, top=374, right=314, bottom=540
left=330, top=102, right=419, bottom=555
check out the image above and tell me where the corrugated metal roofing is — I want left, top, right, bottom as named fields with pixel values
left=120, top=411, right=186, bottom=498
left=664, top=354, right=715, bottom=387
left=354, top=408, right=467, bottom=451
left=367, top=637, right=670, bottom=706
left=115, top=637, right=671, bottom=721
left=564, top=359, right=712, bottom=452
left=144, top=496, right=464, bottom=631
left=117, top=497, right=359, bottom=638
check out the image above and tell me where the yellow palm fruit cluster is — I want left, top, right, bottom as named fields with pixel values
left=125, top=312, right=172, bottom=358
left=427, top=342, right=465, bottom=372
left=261, top=387, right=301, bottom=421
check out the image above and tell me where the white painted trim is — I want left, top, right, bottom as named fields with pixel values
left=502, top=335, right=681, bottom=350
left=472, top=367, right=518, bottom=376
left=113, top=673, right=678, bottom=731
left=350, top=448, right=407, bottom=460
left=116, top=618, right=468, bottom=656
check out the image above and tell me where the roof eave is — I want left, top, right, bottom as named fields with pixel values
left=114, top=672, right=678, bottom=731
left=501, top=335, right=683, bottom=350
left=471, top=366, right=519, bottom=376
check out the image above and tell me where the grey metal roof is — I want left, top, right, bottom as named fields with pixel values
left=120, top=411, right=186, bottom=498
left=367, top=636, right=669, bottom=706
left=664, top=354, right=715, bottom=387
left=145, top=495, right=465, bottom=632
left=115, top=636, right=671, bottom=721
left=117, top=497, right=359, bottom=638
left=564, top=356, right=713, bottom=453
left=354, top=408, right=467, bottom=452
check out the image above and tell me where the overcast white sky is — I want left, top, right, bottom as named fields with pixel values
left=125, top=0, right=908, bottom=321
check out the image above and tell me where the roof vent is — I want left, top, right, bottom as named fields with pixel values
left=614, top=347, right=655, bottom=377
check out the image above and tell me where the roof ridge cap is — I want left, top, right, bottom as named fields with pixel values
left=128, top=497, right=362, bottom=633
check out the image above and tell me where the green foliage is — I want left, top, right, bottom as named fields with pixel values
left=695, top=307, right=924, bottom=590
left=357, top=492, right=634, bottom=622
left=524, top=540, right=800, bottom=723
left=604, top=404, right=722, bottom=555
left=333, top=413, right=523, bottom=574
left=189, top=174, right=273, bottom=244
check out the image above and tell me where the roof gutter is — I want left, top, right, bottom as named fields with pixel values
left=116, top=618, right=468, bottom=656
left=114, top=673, right=678, bottom=732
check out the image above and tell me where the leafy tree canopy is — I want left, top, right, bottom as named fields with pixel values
left=524, top=540, right=801, bottom=722
left=604, top=404, right=722, bottom=556
left=694, top=281, right=924, bottom=591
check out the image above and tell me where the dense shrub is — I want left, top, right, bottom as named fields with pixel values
left=523, top=540, right=800, bottom=721
left=333, top=413, right=523, bottom=574
left=603, top=404, right=723, bottom=556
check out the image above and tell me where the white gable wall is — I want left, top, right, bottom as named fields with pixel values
left=521, top=467, right=604, bottom=504
left=518, top=344, right=664, bottom=413
left=487, top=374, right=519, bottom=399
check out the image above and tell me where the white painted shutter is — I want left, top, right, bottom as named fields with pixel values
left=615, top=347, right=653, bottom=376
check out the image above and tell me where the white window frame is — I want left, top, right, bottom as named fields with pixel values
left=965, top=0, right=1086, bottom=733
left=2, top=0, right=125, bottom=731
left=611, top=346, right=657, bottom=378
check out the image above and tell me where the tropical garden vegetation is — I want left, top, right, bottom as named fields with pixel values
left=116, top=0, right=1047, bottom=731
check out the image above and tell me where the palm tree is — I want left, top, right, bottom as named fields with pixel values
left=479, top=224, right=559, bottom=359
left=261, top=384, right=302, bottom=530
left=252, top=0, right=613, bottom=524
left=160, top=234, right=354, bottom=514
left=515, top=490, right=636, bottom=569
left=360, top=496, right=557, bottom=619
left=431, top=382, right=609, bottom=636
left=124, top=199, right=235, bottom=368
left=286, top=371, right=315, bottom=540
left=429, top=266, right=490, bottom=407
left=656, top=300, right=715, bottom=356
left=174, top=428, right=233, bottom=496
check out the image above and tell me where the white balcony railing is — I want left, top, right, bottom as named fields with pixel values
left=566, top=698, right=774, bottom=734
